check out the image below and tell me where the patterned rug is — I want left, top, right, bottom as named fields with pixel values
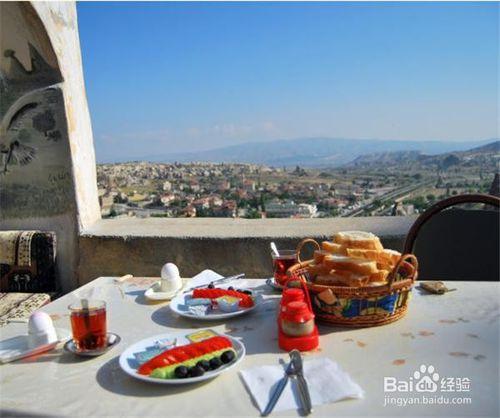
left=0, top=293, right=51, bottom=327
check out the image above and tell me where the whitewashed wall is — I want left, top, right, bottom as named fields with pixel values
left=0, top=2, right=99, bottom=290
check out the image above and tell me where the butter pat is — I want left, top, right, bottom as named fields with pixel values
left=216, top=296, right=241, bottom=313
left=186, top=298, right=212, bottom=307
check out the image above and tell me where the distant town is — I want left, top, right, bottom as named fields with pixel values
left=97, top=141, right=499, bottom=219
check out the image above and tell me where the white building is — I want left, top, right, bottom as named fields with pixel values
left=162, top=181, right=172, bottom=191
left=265, top=199, right=317, bottom=218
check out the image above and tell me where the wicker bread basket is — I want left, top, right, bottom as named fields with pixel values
left=286, top=238, right=419, bottom=327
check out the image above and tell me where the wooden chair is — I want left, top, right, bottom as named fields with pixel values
left=403, top=194, right=500, bottom=281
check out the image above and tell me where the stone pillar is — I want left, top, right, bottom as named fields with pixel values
left=0, top=2, right=100, bottom=291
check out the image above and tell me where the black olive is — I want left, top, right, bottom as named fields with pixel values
left=209, top=357, right=223, bottom=370
left=174, top=365, right=189, bottom=378
left=196, top=360, right=211, bottom=371
left=243, top=290, right=252, bottom=295
left=208, top=282, right=214, bottom=289
left=188, top=365, right=205, bottom=377
left=220, top=350, right=235, bottom=364
left=227, top=286, right=234, bottom=291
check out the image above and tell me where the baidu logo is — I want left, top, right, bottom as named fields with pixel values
left=383, top=363, right=472, bottom=407
left=384, top=364, right=440, bottom=393
left=413, top=365, right=440, bottom=392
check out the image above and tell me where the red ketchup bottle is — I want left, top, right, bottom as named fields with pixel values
left=278, top=297, right=319, bottom=351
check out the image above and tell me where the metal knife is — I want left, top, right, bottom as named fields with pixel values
left=183, top=273, right=245, bottom=293
left=262, top=360, right=294, bottom=416
left=290, top=350, right=313, bottom=415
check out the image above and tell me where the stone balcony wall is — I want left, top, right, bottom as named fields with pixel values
left=78, top=216, right=415, bottom=284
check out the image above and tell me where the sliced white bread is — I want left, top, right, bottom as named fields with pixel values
left=313, top=249, right=331, bottom=264
left=366, top=281, right=388, bottom=287
left=368, top=269, right=390, bottom=282
left=320, top=241, right=347, bottom=255
left=377, top=262, right=393, bottom=271
left=346, top=248, right=401, bottom=266
left=315, top=271, right=369, bottom=287
left=334, top=268, right=389, bottom=283
left=307, top=262, right=331, bottom=277
left=323, top=255, right=378, bottom=275
left=333, top=231, right=383, bottom=251
left=384, top=249, right=402, bottom=265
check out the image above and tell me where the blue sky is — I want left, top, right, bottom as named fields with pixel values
left=76, top=2, right=499, bottom=162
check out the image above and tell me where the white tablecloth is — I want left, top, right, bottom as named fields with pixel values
left=0, top=278, right=498, bottom=417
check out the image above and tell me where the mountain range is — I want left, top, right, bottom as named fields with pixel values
left=136, top=137, right=498, bottom=167
left=347, top=140, right=499, bottom=168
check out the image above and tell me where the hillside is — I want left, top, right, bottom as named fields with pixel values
left=346, top=140, right=499, bottom=170
left=137, top=137, right=494, bottom=167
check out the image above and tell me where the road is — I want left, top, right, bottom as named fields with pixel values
left=343, top=179, right=434, bottom=217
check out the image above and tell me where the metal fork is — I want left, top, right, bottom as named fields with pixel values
left=261, top=360, right=295, bottom=416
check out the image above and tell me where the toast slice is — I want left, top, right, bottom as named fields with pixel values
left=323, top=255, right=378, bottom=275
left=346, top=248, right=401, bottom=266
left=314, top=268, right=389, bottom=287
left=313, top=250, right=331, bottom=264
left=377, top=262, right=393, bottom=271
left=307, top=262, right=331, bottom=277
left=333, top=268, right=389, bottom=283
left=368, top=269, right=390, bottom=283
left=366, top=281, right=388, bottom=287
left=383, top=249, right=402, bottom=265
left=320, top=241, right=347, bottom=255
left=315, top=271, right=370, bottom=287
left=333, top=231, right=383, bottom=251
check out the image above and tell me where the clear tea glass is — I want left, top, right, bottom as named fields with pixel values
left=69, top=300, right=107, bottom=351
left=272, top=250, right=298, bottom=286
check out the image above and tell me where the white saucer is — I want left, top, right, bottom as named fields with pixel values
left=144, top=282, right=183, bottom=301
left=266, top=277, right=284, bottom=291
left=64, top=332, right=121, bottom=357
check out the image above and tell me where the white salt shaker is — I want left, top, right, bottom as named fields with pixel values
left=160, top=263, right=182, bottom=293
left=27, top=311, right=58, bottom=348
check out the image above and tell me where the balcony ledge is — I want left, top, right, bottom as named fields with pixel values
left=81, top=216, right=416, bottom=239
left=78, top=216, right=417, bottom=285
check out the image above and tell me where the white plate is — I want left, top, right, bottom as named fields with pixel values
left=144, top=282, right=183, bottom=301
left=119, top=331, right=245, bottom=384
left=169, top=288, right=261, bottom=321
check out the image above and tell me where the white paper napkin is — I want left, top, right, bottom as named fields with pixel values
left=186, top=269, right=223, bottom=288
left=186, top=269, right=252, bottom=290
left=240, top=357, right=364, bottom=413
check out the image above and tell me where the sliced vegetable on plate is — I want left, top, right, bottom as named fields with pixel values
left=119, top=330, right=245, bottom=384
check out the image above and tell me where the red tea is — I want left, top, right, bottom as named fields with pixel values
left=273, top=254, right=298, bottom=285
left=70, top=308, right=107, bottom=351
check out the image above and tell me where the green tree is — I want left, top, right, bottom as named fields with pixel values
left=245, top=209, right=261, bottom=219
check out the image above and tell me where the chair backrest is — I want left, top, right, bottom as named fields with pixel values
left=403, top=194, right=500, bottom=281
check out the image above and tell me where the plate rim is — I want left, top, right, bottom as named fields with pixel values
left=118, top=331, right=245, bottom=384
